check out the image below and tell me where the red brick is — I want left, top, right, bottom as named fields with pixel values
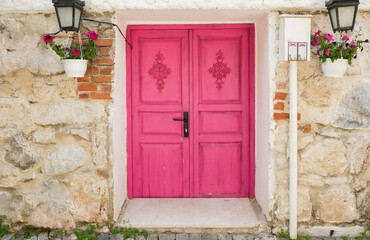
left=78, top=84, right=98, bottom=91
left=77, top=74, right=90, bottom=82
left=96, top=39, right=113, bottom=47
left=275, top=92, right=288, bottom=100
left=73, top=39, right=88, bottom=45
left=274, top=113, right=289, bottom=120
left=100, top=84, right=112, bottom=92
left=92, top=76, right=112, bottom=83
left=79, top=93, right=89, bottom=99
left=91, top=92, right=111, bottom=99
left=93, top=58, right=114, bottom=66
left=274, top=113, right=301, bottom=121
left=274, top=102, right=284, bottom=111
left=301, top=124, right=311, bottom=133
left=86, top=67, right=99, bottom=74
left=100, top=67, right=114, bottom=75
left=99, top=47, right=111, bottom=56
left=276, top=82, right=286, bottom=90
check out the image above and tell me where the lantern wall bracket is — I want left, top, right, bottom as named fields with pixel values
left=46, top=19, right=133, bottom=49
left=81, top=18, right=133, bottom=49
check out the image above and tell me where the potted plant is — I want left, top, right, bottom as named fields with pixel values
left=312, top=30, right=367, bottom=77
left=44, top=30, right=99, bottom=77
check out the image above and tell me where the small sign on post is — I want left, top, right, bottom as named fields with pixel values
left=288, top=42, right=298, bottom=61
left=288, top=42, right=308, bottom=61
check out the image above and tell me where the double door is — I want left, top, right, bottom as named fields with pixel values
left=128, top=25, right=255, bottom=198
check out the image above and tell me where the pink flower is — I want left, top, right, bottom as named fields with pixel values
left=72, top=49, right=80, bottom=56
left=314, top=30, right=321, bottom=37
left=325, top=34, right=334, bottom=42
left=86, top=30, right=98, bottom=40
left=325, top=49, right=330, bottom=56
left=350, top=41, right=356, bottom=48
left=342, top=35, right=350, bottom=40
left=44, top=34, right=55, bottom=43
left=317, top=49, right=320, bottom=55
left=313, top=40, right=319, bottom=46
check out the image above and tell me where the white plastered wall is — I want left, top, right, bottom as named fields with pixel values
left=113, top=10, right=275, bottom=220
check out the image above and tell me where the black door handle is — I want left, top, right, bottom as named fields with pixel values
left=173, top=112, right=188, bottom=137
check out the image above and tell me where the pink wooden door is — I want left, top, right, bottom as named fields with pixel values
left=128, top=25, right=255, bottom=198
left=130, top=29, right=190, bottom=197
left=192, top=28, right=254, bottom=197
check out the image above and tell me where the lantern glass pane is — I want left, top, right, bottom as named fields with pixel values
left=330, top=8, right=338, bottom=29
left=338, top=6, right=356, bottom=28
left=74, top=8, right=81, bottom=29
left=57, top=6, right=73, bottom=28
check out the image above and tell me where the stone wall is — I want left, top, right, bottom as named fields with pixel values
left=271, top=12, right=370, bottom=233
left=0, top=7, right=369, bottom=235
left=0, top=12, right=116, bottom=229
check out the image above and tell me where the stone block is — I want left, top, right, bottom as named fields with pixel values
left=34, top=100, right=106, bottom=126
left=92, top=129, right=107, bottom=166
left=32, top=128, right=56, bottom=144
left=335, top=84, right=370, bottom=129
left=298, top=225, right=365, bottom=237
left=323, top=176, right=349, bottom=185
left=299, top=174, right=324, bottom=186
left=98, top=233, right=110, bottom=240
left=147, top=234, right=157, bottom=240
left=232, top=235, right=246, bottom=240
left=298, top=132, right=314, bottom=150
left=318, top=187, right=359, bottom=223
left=275, top=185, right=312, bottom=222
left=346, top=135, right=369, bottom=174
left=189, top=234, right=202, bottom=240
left=1, top=235, right=12, bottom=240
left=111, top=235, right=123, bottom=240
left=70, top=129, right=90, bottom=141
left=216, top=234, right=232, bottom=240
left=4, top=135, right=36, bottom=170
left=159, top=233, right=175, bottom=240
left=300, top=139, right=347, bottom=176
left=274, top=121, right=288, bottom=154
left=38, top=233, right=49, bottom=240
left=176, top=233, right=189, bottom=240
left=201, top=234, right=217, bottom=240
left=44, top=143, right=86, bottom=175
left=357, top=186, right=370, bottom=219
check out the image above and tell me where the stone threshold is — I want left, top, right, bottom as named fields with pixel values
left=118, top=198, right=268, bottom=233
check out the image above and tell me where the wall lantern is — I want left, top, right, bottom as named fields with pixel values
left=326, top=0, right=359, bottom=32
left=52, top=0, right=85, bottom=32
left=51, top=0, right=132, bottom=48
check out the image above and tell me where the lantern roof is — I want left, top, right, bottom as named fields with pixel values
left=326, top=0, right=359, bottom=8
left=52, top=0, right=85, bottom=7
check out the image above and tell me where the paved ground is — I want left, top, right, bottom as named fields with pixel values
left=1, top=232, right=352, bottom=240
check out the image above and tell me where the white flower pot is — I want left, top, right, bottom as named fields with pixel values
left=321, top=59, right=348, bottom=77
left=62, top=59, right=88, bottom=78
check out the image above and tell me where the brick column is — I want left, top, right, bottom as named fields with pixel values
left=76, top=38, right=114, bottom=100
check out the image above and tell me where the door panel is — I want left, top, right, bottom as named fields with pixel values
left=198, top=37, right=242, bottom=103
left=141, top=143, right=184, bottom=197
left=199, top=143, right=242, bottom=195
left=129, top=25, right=254, bottom=198
left=193, top=28, right=251, bottom=197
left=131, top=29, right=190, bottom=198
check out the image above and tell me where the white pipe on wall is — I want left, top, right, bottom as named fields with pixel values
left=289, top=61, right=298, bottom=239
